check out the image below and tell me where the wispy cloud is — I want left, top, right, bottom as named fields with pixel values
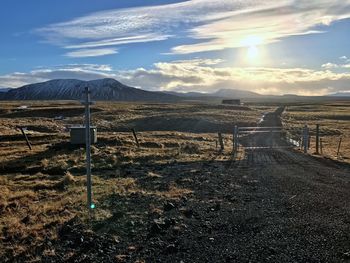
left=65, top=48, right=118, bottom=57
left=0, top=64, right=114, bottom=87
left=36, top=0, right=350, bottom=56
left=65, top=34, right=170, bottom=49
left=2, top=59, right=350, bottom=96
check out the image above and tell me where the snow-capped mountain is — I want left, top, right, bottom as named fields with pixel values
left=0, top=87, right=10, bottom=92
left=0, top=78, right=179, bottom=101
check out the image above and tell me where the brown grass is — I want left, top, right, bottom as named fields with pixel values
left=282, top=102, right=350, bottom=162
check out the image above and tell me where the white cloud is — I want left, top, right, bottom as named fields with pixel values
left=339, top=55, right=350, bottom=64
left=321, top=62, right=339, bottom=69
left=38, top=64, right=114, bottom=71
left=65, top=48, right=118, bottom=57
left=36, top=0, right=350, bottom=56
left=1, top=59, right=350, bottom=96
left=321, top=61, right=350, bottom=69
left=116, top=59, right=350, bottom=95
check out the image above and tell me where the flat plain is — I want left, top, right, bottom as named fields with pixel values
left=0, top=100, right=350, bottom=262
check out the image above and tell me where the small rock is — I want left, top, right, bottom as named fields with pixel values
left=163, top=202, right=176, bottom=211
left=115, top=254, right=128, bottom=262
left=209, top=203, right=221, bottom=212
left=164, top=244, right=177, bottom=254
left=128, top=246, right=136, bottom=251
left=183, top=209, right=193, bottom=218
left=343, top=251, right=350, bottom=258
left=164, top=217, right=176, bottom=228
left=149, top=222, right=163, bottom=236
left=172, top=226, right=182, bottom=235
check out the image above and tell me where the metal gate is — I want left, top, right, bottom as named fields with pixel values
left=233, top=125, right=310, bottom=155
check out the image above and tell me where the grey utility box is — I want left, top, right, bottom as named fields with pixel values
left=70, top=126, right=97, bottom=145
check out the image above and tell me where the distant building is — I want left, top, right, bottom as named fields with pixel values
left=222, top=99, right=241, bottom=105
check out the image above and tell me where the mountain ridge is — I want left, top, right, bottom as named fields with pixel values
left=0, top=87, right=10, bottom=93
left=0, top=78, right=179, bottom=101
left=164, top=88, right=262, bottom=99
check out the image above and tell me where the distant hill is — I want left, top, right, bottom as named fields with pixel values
left=163, top=91, right=211, bottom=98
left=212, top=89, right=261, bottom=98
left=164, top=88, right=262, bottom=99
left=329, top=92, right=350, bottom=97
left=0, top=78, right=179, bottom=101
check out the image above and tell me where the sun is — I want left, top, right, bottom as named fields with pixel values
left=247, top=45, right=259, bottom=60
left=241, top=35, right=263, bottom=63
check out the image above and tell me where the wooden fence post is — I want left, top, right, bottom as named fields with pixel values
left=131, top=128, right=140, bottom=148
left=320, top=138, right=323, bottom=155
left=269, top=128, right=273, bottom=149
left=218, top=132, right=224, bottom=151
left=315, top=124, right=320, bottom=154
left=18, top=127, right=32, bottom=150
left=337, top=137, right=342, bottom=158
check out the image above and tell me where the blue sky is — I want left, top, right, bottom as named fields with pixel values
left=0, top=0, right=350, bottom=95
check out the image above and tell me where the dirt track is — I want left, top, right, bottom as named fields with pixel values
left=33, top=107, right=350, bottom=263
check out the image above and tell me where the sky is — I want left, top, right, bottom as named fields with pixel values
left=0, top=0, right=350, bottom=95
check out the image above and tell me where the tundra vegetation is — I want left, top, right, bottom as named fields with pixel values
left=0, top=100, right=349, bottom=262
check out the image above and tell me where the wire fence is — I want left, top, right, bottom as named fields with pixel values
left=232, top=124, right=349, bottom=163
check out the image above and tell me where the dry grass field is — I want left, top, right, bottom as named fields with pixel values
left=282, top=102, right=350, bottom=162
left=0, top=101, right=269, bottom=261
left=1, top=100, right=350, bottom=262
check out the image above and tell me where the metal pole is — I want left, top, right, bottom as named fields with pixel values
left=84, top=87, right=93, bottom=212
left=315, top=124, right=320, bottom=154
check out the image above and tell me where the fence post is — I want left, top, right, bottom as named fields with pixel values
left=131, top=128, right=140, bottom=148
left=83, top=87, right=94, bottom=213
left=269, top=128, right=273, bottom=149
left=315, top=124, right=320, bottom=154
left=320, top=138, right=323, bottom=155
left=337, top=137, right=342, bottom=158
left=18, top=126, right=32, bottom=150
left=233, top=125, right=238, bottom=155
left=218, top=132, right=224, bottom=151
left=303, top=125, right=309, bottom=153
